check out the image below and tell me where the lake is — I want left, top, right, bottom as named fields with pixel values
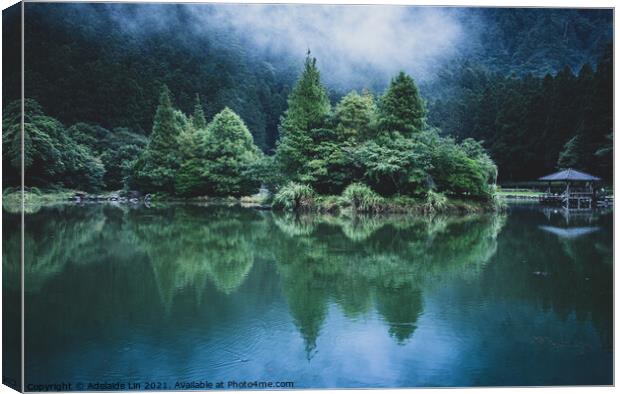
left=3, top=203, right=613, bottom=388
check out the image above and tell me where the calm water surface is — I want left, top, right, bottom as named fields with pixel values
left=4, top=203, right=613, bottom=388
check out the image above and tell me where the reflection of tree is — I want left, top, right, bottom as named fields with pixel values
left=20, top=204, right=270, bottom=363
left=5, top=205, right=109, bottom=292
left=15, top=204, right=265, bottom=307
left=375, top=283, right=423, bottom=344
left=127, top=206, right=263, bottom=308
left=17, top=204, right=508, bottom=351
left=3, top=211, right=21, bottom=291
left=3, top=210, right=22, bottom=386
left=271, top=213, right=505, bottom=349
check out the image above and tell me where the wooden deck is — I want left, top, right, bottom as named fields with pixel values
left=539, top=191, right=596, bottom=209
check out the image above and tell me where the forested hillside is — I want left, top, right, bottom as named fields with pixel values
left=3, top=4, right=613, bottom=182
left=426, top=44, right=613, bottom=181
left=458, top=8, right=612, bottom=77
left=16, top=4, right=297, bottom=150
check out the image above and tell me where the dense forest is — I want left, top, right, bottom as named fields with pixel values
left=4, top=53, right=498, bottom=214
left=427, top=44, right=613, bottom=181
left=2, top=4, right=613, bottom=191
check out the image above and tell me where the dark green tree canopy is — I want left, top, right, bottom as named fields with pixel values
left=275, top=52, right=332, bottom=181
left=377, top=71, right=426, bottom=135
left=130, top=85, right=185, bottom=193
left=192, top=94, right=207, bottom=130
left=334, top=90, right=377, bottom=141
left=3, top=99, right=105, bottom=191
left=282, top=52, right=331, bottom=133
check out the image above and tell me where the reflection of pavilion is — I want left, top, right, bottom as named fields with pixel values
left=538, top=225, right=600, bottom=239
left=537, top=206, right=604, bottom=239
left=539, top=206, right=610, bottom=225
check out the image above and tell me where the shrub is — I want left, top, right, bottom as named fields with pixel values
left=422, top=190, right=448, bottom=214
left=488, top=185, right=508, bottom=211
left=272, top=182, right=316, bottom=211
left=341, top=183, right=384, bottom=212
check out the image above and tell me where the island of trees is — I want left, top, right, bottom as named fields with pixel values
left=4, top=53, right=504, bottom=213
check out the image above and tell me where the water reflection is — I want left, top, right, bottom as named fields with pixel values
left=5, top=203, right=612, bottom=387
left=484, top=206, right=612, bottom=352
left=271, top=213, right=506, bottom=351
left=3, top=208, right=22, bottom=390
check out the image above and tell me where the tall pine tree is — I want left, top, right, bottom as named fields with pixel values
left=275, top=51, right=331, bottom=181
left=192, top=93, right=207, bottom=130
left=130, top=85, right=184, bottom=193
left=334, top=90, right=377, bottom=141
left=377, top=71, right=426, bottom=136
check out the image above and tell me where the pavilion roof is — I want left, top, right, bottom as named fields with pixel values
left=538, top=168, right=601, bottom=182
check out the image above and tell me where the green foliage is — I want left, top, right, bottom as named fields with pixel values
left=191, top=94, right=207, bottom=130
left=557, top=133, right=586, bottom=170
left=377, top=71, right=426, bottom=136
left=201, top=108, right=263, bottom=197
left=66, top=122, right=147, bottom=189
left=423, top=190, right=448, bottom=214
left=275, top=52, right=331, bottom=180
left=354, top=135, right=431, bottom=197
left=300, top=136, right=358, bottom=195
left=428, top=43, right=613, bottom=181
left=129, top=86, right=185, bottom=193
left=429, top=135, right=496, bottom=197
left=272, top=182, right=316, bottom=212
left=269, top=59, right=496, bottom=203
left=341, top=183, right=383, bottom=212
left=175, top=108, right=263, bottom=197
left=2, top=99, right=104, bottom=191
left=283, top=52, right=331, bottom=132
left=67, top=123, right=110, bottom=154
left=100, top=129, right=148, bottom=189
left=334, top=90, right=377, bottom=141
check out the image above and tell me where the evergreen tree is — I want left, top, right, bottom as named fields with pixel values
left=130, top=85, right=185, bottom=193
left=192, top=93, right=207, bottom=130
left=202, top=108, right=263, bottom=197
left=557, top=133, right=586, bottom=169
left=275, top=51, right=331, bottom=180
left=377, top=72, right=426, bottom=135
left=334, top=90, right=377, bottom=141
left=175, top=119, right=210, bottom=196
left=101, top=128, right=148, bottom=190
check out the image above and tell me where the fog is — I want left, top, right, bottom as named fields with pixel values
left=195, top=5, right=465, bottom=87
left=105, top=4, right=469, bottom=89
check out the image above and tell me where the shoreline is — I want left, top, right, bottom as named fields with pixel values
left=3, top=188, right=505, bottom=215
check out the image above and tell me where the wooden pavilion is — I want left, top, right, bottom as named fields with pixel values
left=538, top=168, right=601, bottom=209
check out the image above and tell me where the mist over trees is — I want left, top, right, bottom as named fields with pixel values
left=3, top=3, right=613, bottom=188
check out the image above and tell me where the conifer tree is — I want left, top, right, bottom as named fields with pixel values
left=334, top=90, right=377, bottom=141
left=130, top=85, right=184, bottom=193
left=192, top=93, right=207, bottom=130
left=557, top=133, right=586, bottom=169
left=275, top=51, right=331, bottom=180
left=377, top=71, right=426, bottom=135
left=202, top=108, right=262, bottom=196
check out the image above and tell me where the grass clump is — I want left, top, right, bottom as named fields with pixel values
left=489, top=185, right=508, bottom=211
left=341, top=183, right=384, bottom=213
left=422, top=190, right=448, bottom=214
left=272, top=182, right=316, bottom=212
